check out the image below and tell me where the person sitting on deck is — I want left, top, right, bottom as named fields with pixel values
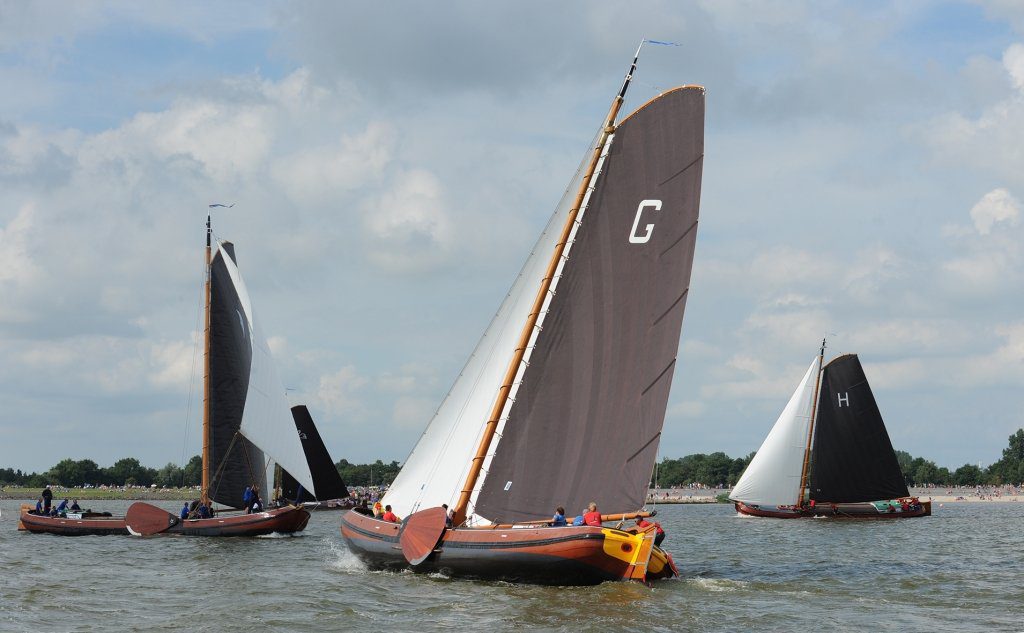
left=34, top=497, right=43, bottom=514
left=635, top=517, right=666, bottom=547
left=381, top=505, right=399, bottom=523
left=70, top=499, right=81, bottom=512
left=442, top=504, right=453, bottom=528
left=552, top=506, right=567, bottom=526
left=372, top=502, right=383, bottom=518
left=197, top=503, right=211, bottom=519
left=180, top=502, right=190, bottom=520
left=583, top=502, right=602, bottom=527
left=55, top=499, right=69, bottom=516
left=251, top=494, right=263, bottom=513
left=572, top=509, right=586, bottom=526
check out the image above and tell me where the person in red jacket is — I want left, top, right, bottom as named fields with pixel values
left=382, top=505, right=400, bottom=523
left=583, top=502, right=602, bottom=527
left=635, top=516, right=666, bottom=546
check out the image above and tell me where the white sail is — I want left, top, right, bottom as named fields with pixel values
left=382, top=133, right=598, bottom=519
left=730, top=356, right=820, bottom=506
left=218, top=243, right=317, bottom=496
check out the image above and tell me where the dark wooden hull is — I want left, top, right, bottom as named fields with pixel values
left=734, top=500, right=932, bottom=519
left=152, top=506, right=310, bottom=537
left=19, top=507, right=128, bottom=536
left=340, top=510, right=677, bottom=585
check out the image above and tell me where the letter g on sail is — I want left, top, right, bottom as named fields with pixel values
left=629, top=199, right=662, bottom=244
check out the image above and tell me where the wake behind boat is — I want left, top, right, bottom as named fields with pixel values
left=730, top=341, right=931, bottom=519
left=341, top=43, right=703, bottom=584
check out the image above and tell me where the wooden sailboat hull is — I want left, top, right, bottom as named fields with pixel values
left=126, top=502, right=310, bottom=537
left=18, top=505, right=128, bottom=536
left=340, top=510, right=677, bottom=585
left=734, top=500, right=932, bottom=519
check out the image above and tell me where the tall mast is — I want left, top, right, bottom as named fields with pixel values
left=451, top=42, right=645, bottom=526
left=201, top=214, right=212, bottom=506
left=797, top=338, right=826, bottom=507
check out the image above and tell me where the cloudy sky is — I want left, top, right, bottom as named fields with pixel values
left=1, top=1, right=1022, bottom=474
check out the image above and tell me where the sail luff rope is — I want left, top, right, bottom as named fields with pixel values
left=451, top=43, right=644, bottom=526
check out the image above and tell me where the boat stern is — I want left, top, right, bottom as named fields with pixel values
left=601, top=526, right=677, bottom=582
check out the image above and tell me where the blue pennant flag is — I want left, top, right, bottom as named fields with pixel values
left=208, top=203, right=235, bottom=208
left=645, top=39, right=681, bottom=47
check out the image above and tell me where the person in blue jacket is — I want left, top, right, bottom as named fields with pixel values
left=242, top=486, right=255, bottom=514
left=180, top=502, right=190, bottom=520
left=55, top=499, right=69, bottom=515
left=551, top=506, right=567, bottom=526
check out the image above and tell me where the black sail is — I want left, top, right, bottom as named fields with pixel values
left=208, top=243, right=267, bottom=508
left=474, top=87, right=705, bottom=522
left=280, top=405, right=348, bottom=502
left=809, top=354, right=909, bottom=503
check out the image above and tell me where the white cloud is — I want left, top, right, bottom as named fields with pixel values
left=969, top=187, right=1020, bottom=234
left=362, top=169, right=453, bottom=272
left=0, top=203, right=39, bottom=286
left=315, top=365, right=368, bottom=416
left=272, top=121, right=396, bottom=202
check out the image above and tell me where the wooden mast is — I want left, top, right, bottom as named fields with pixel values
left=201, top=215, right=212, bottom=506
left=451, top=43, right=645, bottom=527
left=796, top=338, right=826, bottom=507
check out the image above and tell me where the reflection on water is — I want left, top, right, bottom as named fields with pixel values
left=1, top=499, right=1022, bottom=632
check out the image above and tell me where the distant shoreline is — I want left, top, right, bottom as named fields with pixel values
left=0, top=486, right=196, bottom=502
left=647, top=487, right=1024, bottom=504
left=5, top=485, right=1019, bottom=504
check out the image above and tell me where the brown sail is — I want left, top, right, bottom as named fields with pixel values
left=473, top=86, right=705, bottom=523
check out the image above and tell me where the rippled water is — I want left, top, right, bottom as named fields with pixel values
left=2, top=499, right=1021, bottom=632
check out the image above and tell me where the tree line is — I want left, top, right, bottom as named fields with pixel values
left=653, top=429, right=1024, bottom=488
left=0, top=456, right=203, bottom=488
left=5, top=430, right=1024, bottom=489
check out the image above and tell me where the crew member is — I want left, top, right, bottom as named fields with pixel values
left=381, top=505, right=399, bottom=523
left=635, top=516, right=666, bottom=546
left=583, top=502, right=602, bottom=527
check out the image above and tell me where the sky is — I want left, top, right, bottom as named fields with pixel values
left=1, top=0, right=1022, bottom=474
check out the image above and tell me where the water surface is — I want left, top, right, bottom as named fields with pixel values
left=2, top=499, right=1021, bottom=631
